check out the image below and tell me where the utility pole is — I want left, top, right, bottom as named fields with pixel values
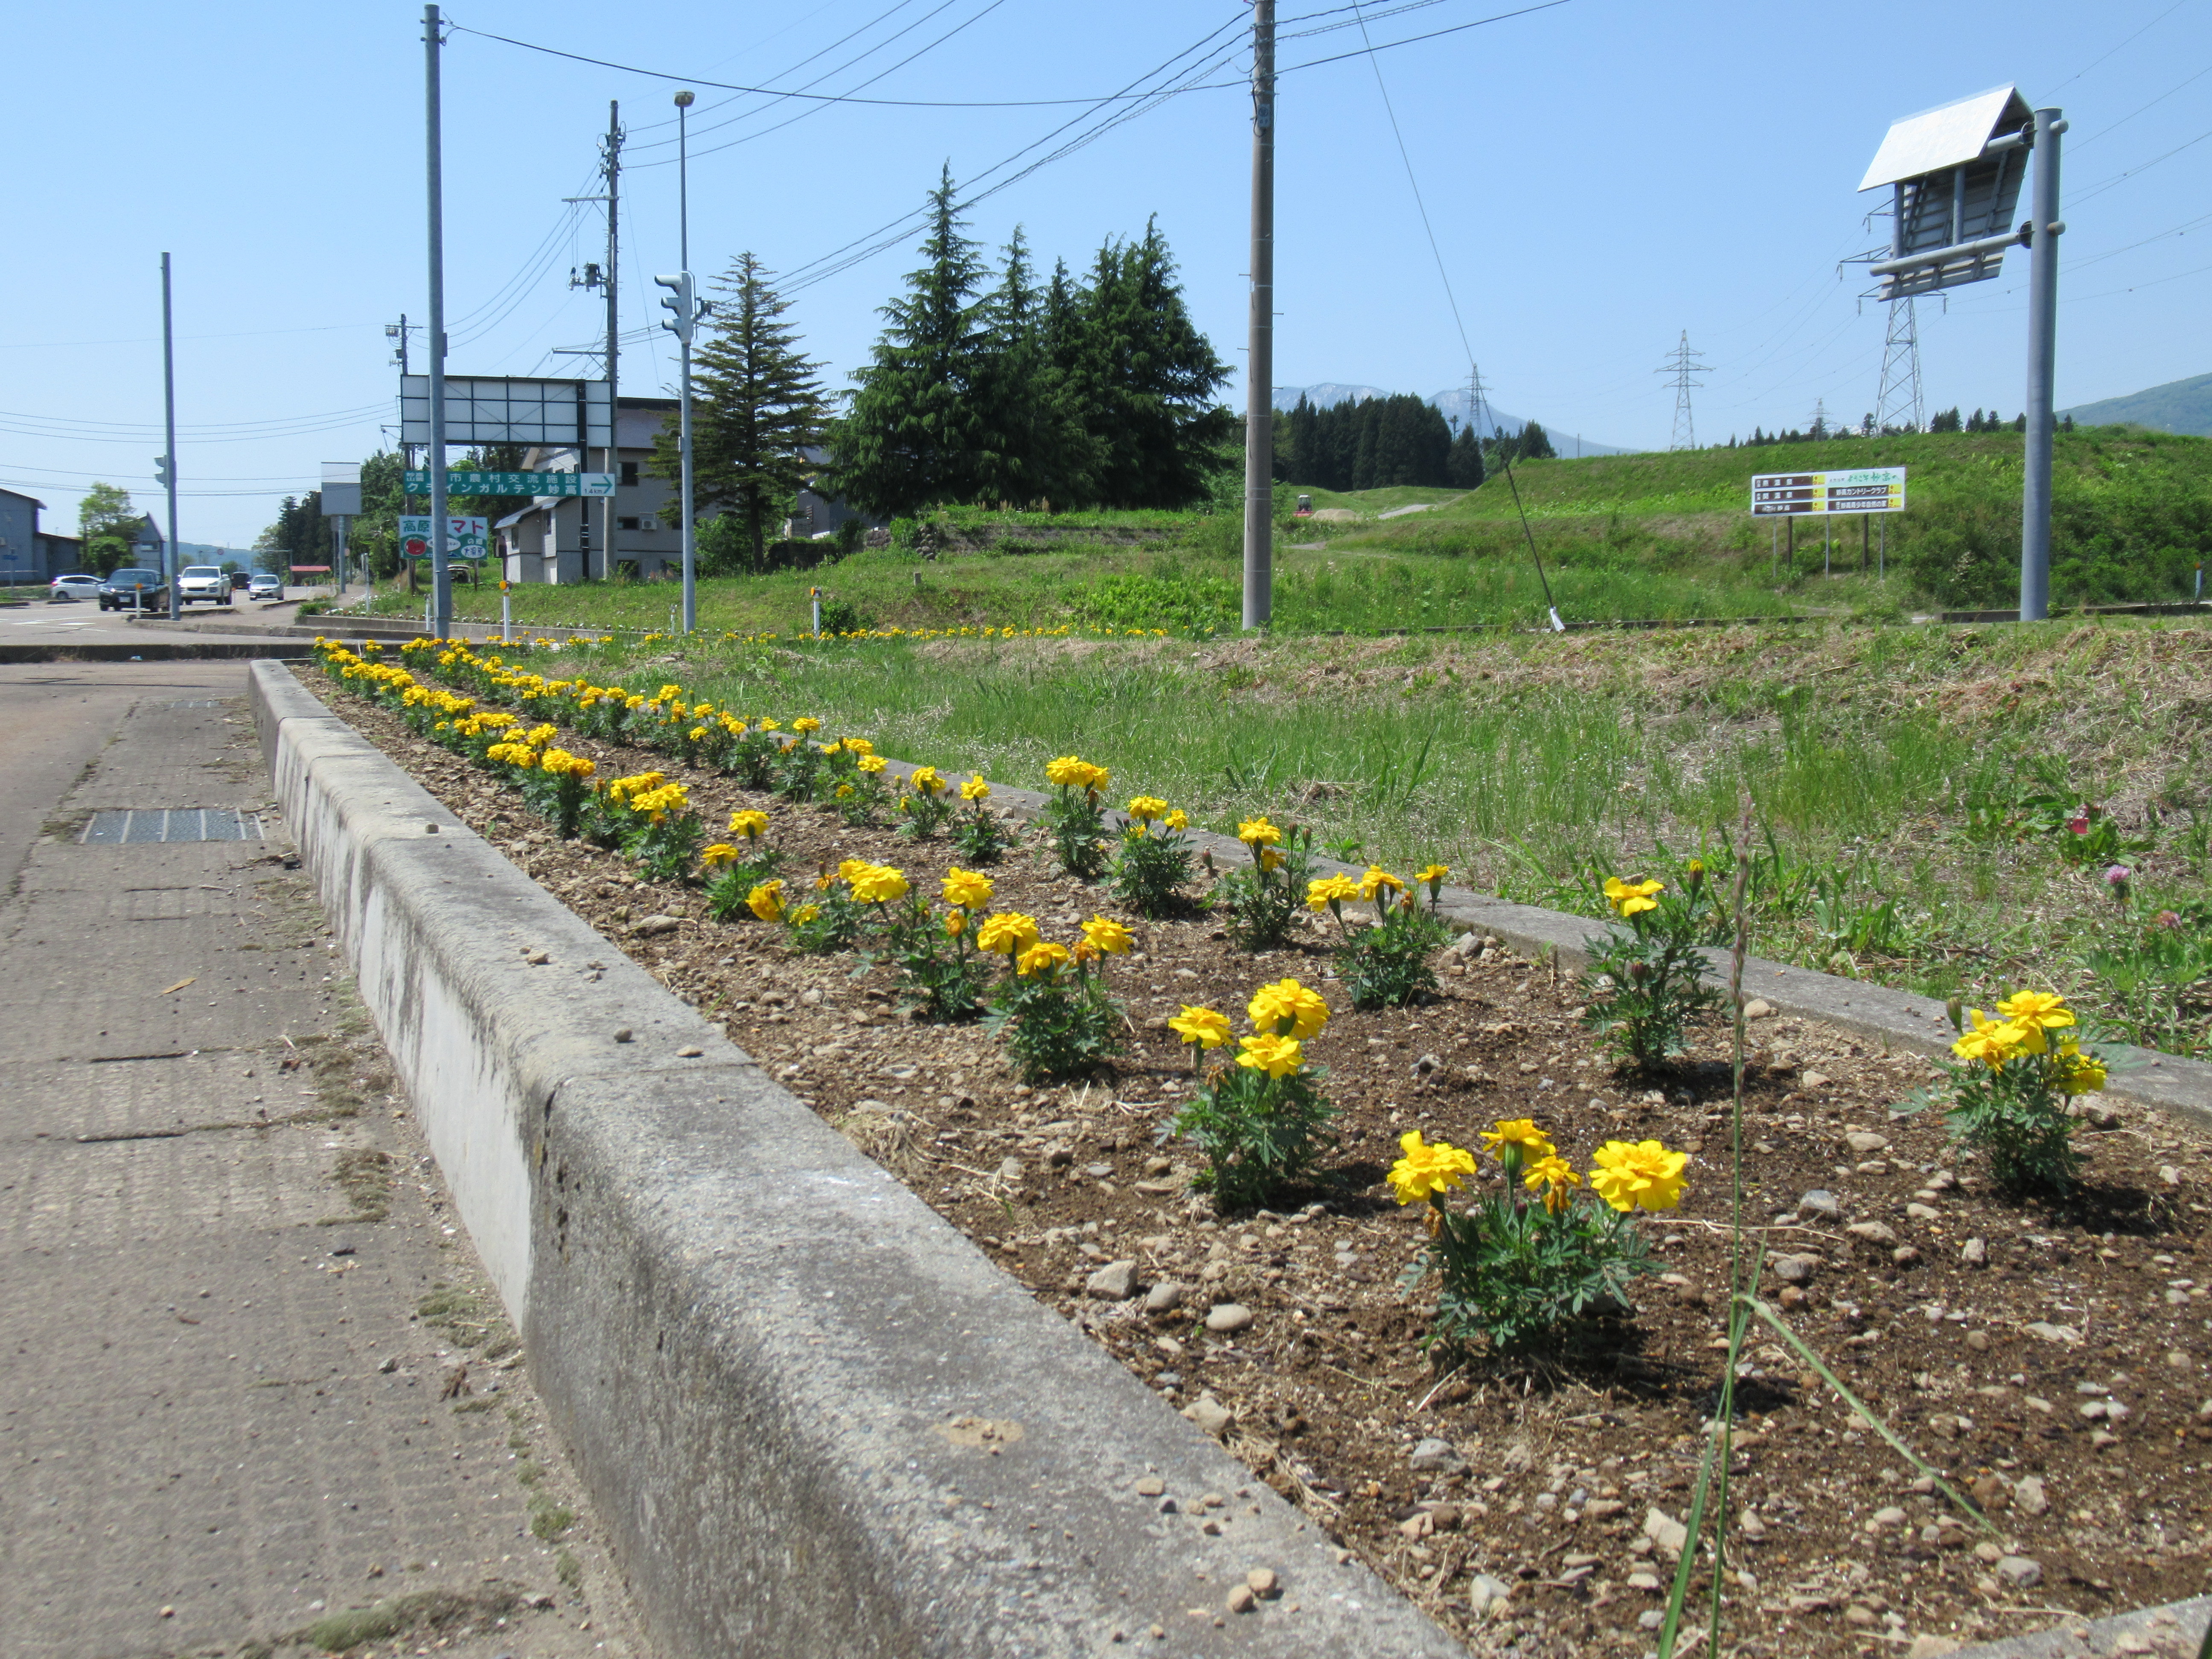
left=423, top=3, right=452, bottom=638
left=1657, top=330, right=1708, bottom=451
left=1241, top=0, right=1275, bottom=632
left=603, top=102, right=622, bottom=584
left=661, top=90, right=699, bottom=632
left=160, top=253, right=180, bottom=621
left=2020, top=107, right=2065, bottom=622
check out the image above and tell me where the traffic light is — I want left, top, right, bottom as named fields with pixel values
left=655, top=272, right=697, bottom=346
left=153, top=454, right=171, bottom=487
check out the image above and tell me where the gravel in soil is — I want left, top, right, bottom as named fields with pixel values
left=326, top=677, right=2212, bottom=1657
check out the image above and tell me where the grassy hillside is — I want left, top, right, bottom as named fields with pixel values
left=1310, top=427, right=2212, bottom=608
left=348, top=426, right=2211, bottom=638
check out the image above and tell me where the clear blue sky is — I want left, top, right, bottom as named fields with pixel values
left=5, top=0, right=2207, bottom=546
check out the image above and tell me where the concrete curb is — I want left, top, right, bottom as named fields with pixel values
left=1937, top=1594, right=2210, bottom=1658
left=884, top=762, right=2212, bottom=1138
left=0, top=639, right=313, bottom=664
left=250, top=660, right=1462, bottom=1659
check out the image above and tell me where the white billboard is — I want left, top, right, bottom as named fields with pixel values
left=399, top=376, right=612, bottom=450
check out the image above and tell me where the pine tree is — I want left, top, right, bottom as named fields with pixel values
left=651, top=253, right=826, bottom=569
left=1065, top=219, right=1233, bottom=508
left=1516, top=419, right=1557, bottom=461
left=967, top=229, right=1094, bottom=507
left=1447, top=419, right=1485, bottom=488
left=826, top=166, right=992, bottom=518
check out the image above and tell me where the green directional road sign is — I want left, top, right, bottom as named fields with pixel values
left=403, top=470, right=616, bottom=497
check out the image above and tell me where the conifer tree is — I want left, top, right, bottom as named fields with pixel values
left=826, top=166, right=991, bottom=518
left=968, top=229, right=1094, bottom=507
left=1447, top=419, right=1486, bottom=488
left=651, top=252, right=825, bottom=570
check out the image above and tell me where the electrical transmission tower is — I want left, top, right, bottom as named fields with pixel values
left=1873, top=296, right=1925, bottom=434
left=1656, top=330, right=1709, bottom=450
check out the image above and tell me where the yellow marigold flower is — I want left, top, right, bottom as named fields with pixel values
left=788, top=902, right=821, bottom=926
left=1416, top=863, right=1449, bottom=895
left=1017, top=940, right=1073, bottom=977
left=757, top=719, right=782, bottom=733
left=2053, top=1041, right=2107, bottom=1095
left=943, top=909, right=967, bottom=938
left=1081, top=915, right=1133, bottom=956
left=976, top=911, right=1041, bottom=958
left=792, top=717, right=821, bottom=733
left=1307, top=875, right=1362, bottom=911
left=1588, top=1139, right=1689, bottom=1213
left=1237, top=816, right=1281, bottom=847
left=746, top=880, right=786, bottom=923
left=910, top=765, right=944, bottom=795
left=728, top=809, right=768, bottom=841
left=834, top=783, right=855, bottom=800
left=842, top=737, right=875, bottom=756
left=960, top=774, right=992, bottom=802
left=1164, top=809, right=1189, bottom=831
left=1994, top=989, right=2075, bottom=1032
left=538, top=750, right=594, bottom=779
left=523, top=724, right=557, bottom=746
left=1127, top=795, right=1169, bottom=824
left=1524, top=1154, right=1583, bottom=1213
left=847, top=864, right=909, bottom=905
left=1257, top=847, right=1285, bottom=872
left=857, top=753, right=888, bottom=774
left=1603, top=875, right=1665, bottom=918
left=1480, top=1118, right=1557, bottom=1163
left=1168, top=1006, right=1231, bottom=1049
left=1357, top=865, right=1405, bottom=901
left=1249, top=977, right=1330, bottom=1040
left=687, top=726, right=710, bottom=742
left=700, top=843, right=740, bottom=870
left=1388, top=1130, right=1477, bottom=1205
left=1236, top=1031, right=1304, bottom=1079
left=1046, top=754, right=1100, bottom=789
left=941, top=867, right=995, bottom=911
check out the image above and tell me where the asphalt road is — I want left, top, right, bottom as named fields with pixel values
left=0, top=662, right=642, bottom=1658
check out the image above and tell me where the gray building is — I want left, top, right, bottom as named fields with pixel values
left=0, top=489, right=43, bottom=587
left=496, top=396, right=681, bottom=584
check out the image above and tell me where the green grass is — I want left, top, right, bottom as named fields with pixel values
left=347, top=427, right=2211, bottom=640
left=475, top=614, right=2212, bottom=1051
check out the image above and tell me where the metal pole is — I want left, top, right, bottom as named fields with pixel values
left=2020, top=106, right=2065, bottom=623
left=602, top=100, right=621, bottom=585
left=160, top=253, right=180, bottom=620
left=1240, top=0, right=1275, bottom=631
left=425, top=3, right=452, bottom=638
left=676, top=91, right=697, bottom=634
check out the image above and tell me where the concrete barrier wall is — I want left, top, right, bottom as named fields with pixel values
left=250, top=661, right=1461, bottom=1659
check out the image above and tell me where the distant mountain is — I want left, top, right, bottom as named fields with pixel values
left=1272, top=384, right=1633, bottom=457
left=2059, top=372, right=2212, bottom=437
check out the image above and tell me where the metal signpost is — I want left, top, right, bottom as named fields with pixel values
left=404, top=470, right=614, bottom=495
left=1751, top=468, right=1906, bottom=579
left=321, top=462, right=362, bottom=596
left=1858, top=86, right=2062, bottom=619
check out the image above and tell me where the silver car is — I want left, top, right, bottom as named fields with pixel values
left=247, top=573, right=284, bottom=601
left=176, top=565, right=233, bottom=607
left=47, top=573, right=102, bottom=602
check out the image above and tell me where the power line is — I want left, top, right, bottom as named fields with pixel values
left=2049, top=0, right=2193, bottom=95
left=623, top=0, right=933, bottom=145
left=449, top=12, right=1207, bottom=108
left=2069, top=122, right=2212, bottom=204
left=2071, top=57, right=2212, bottom=148
left=0, top=402, right=388, bottom=434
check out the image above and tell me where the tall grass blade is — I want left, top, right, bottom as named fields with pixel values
left=1737, top=1298, right=1994, bottom=1532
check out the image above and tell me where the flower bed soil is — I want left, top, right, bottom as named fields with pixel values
left=323, top=676, right=2212, bottom=1658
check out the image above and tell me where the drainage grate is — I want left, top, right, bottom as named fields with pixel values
left=80, top=808, right=266, bottom=845
left=163, top=699, right=230, bottom=710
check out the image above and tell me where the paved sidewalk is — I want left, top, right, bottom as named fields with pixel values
left=0, top=663, right=642, bottom=1659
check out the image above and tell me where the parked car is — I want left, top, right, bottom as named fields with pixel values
left=99, top=568, right=166, bottom=611
left=176, top=566, right=233, bottom=607
left=247, top=573, right=284, bottom=601
left=47, top=573, right=102, bottom=602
